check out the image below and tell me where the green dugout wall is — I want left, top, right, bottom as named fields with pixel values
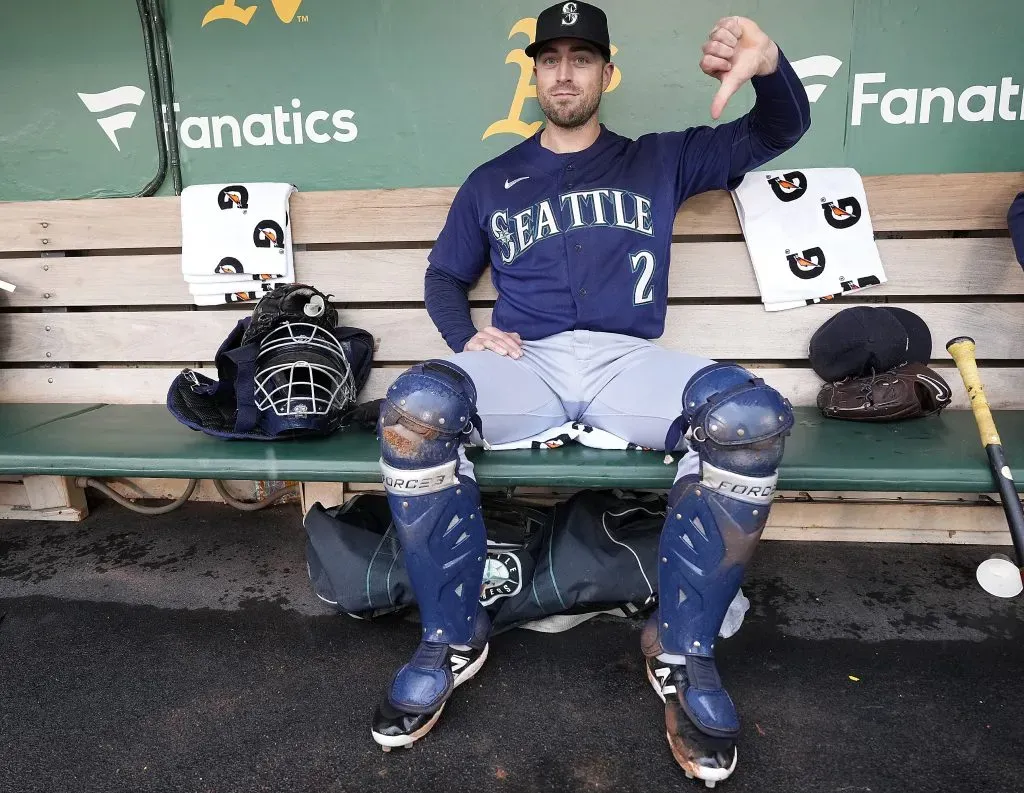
left=1, top=0, right=1022, bottom=200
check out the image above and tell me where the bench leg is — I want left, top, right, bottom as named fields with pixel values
left=300, top=481, right=346, bottom=515
left=0, top=476, right=89, bottom=521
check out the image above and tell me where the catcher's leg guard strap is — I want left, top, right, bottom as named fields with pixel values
left=654, top=364, right=794, bottom=736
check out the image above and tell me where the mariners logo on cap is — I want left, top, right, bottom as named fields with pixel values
left=562, top=2, right=578, bottom=25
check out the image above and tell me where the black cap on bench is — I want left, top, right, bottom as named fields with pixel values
left=525, top=2, right=612, bottom=62
left=808, top=306, right=932, bottom=382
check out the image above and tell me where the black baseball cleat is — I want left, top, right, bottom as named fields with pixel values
left=646, top=655, right=738, bottom=788
left=371, top=642, right=489, bottom=751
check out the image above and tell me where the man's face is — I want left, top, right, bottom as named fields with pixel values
left=534, top=38, right=614, bottom=129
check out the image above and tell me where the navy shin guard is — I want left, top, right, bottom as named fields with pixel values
left=378, top=360, right=489, bottom=714
left=653, top=363, right=794, bottom=737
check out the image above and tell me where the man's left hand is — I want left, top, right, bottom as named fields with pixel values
left=701, top=16, right=780, bottom=120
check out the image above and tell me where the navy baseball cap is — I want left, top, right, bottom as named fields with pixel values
left=881, top=306, right=932, bottom=366
left=525, top=2, right=612, bottom=62
left=808, top=306, right=932, bottom=382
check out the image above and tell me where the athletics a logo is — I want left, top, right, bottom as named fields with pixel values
left=77, top=86, right=145, bottom=152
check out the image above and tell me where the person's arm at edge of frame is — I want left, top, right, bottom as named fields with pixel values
left=1008, top=191, right=1024, bottom=272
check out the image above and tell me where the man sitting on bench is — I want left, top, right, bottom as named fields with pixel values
left=370, top=3, right=810, bottom=785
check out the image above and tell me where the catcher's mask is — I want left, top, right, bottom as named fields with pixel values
left=254, top=320, right=357, bottom=437
left=166, top=283, right=374, bottom=441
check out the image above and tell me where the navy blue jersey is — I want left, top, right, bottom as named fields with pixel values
left=427, top=50, right=810, bottom=345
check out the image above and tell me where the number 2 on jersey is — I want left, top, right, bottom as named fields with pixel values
left=630, top=251, right=656, bottom=305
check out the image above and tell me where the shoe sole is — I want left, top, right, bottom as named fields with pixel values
left=372, top=642, right=490, bottom=750
left=645, top=662, right=737, bottom=787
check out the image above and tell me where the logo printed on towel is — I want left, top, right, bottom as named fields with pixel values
left=786, top=246, right=827, bottom=280
left=253, top=220, right=286, bottom=250
left=821, top=196, right=862, bottom=229
left=215, top=257, right=245, bottom=274
left=218, top=185, right=249, bottom=211
left=767, top=171, right=808, bottom=202
left=840, top=275, right=881, bottom=293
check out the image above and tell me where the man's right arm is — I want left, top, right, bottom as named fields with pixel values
left=426, top=180, right=524, bottom=358
left=425, top=265, right=477, bottom=353
left=1009, top=191, right=1024, bottom=271
left=426, top=181, right=490, bottom=351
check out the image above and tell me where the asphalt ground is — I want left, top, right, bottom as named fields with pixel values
left=1, top=499, right=1022, bottom=793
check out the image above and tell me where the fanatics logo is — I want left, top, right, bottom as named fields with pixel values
left=77, top=85, right=145, bottom=152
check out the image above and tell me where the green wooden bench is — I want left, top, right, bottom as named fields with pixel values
left=0, top=173, right=1022, bottom=538
left=0, top=403, right=1020, bottom=494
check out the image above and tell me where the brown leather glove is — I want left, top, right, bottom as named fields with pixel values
left=816, top=362, right=953, bottom=422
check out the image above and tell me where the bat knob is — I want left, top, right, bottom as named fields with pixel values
left=945, top=336, right=975, bottom=352
left=976, top=554, right=1023, bottom=598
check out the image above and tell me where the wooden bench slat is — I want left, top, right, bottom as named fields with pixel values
left=4, top=365, right=1023, bottom=410
left=1, top=237, right=1019, bottom=307
left=2, top=302, right=1020, bottom=363
left=1, top=173, right=1019, bottom=251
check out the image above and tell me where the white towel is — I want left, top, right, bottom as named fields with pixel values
left=187, top=278, right=287, bottom=297
left=180, top=183, right=297, bottom=305
left=731, top=167, right=886, bottom=311
left=192, top=289, right=271, bottom=307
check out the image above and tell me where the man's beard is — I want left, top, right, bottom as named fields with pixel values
left=537, top=88, right=602, bottom=129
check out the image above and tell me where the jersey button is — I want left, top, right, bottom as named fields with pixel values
left=567, top=164, right=575, bottom=170
left=578, top=287, right=587, bottom=297
left=574, top=243, right=582, bottom=252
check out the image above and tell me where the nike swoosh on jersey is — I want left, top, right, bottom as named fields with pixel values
left=504, top=177, right=530, bottom=189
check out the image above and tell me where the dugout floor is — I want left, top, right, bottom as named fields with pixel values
left=1, top=500, right=1023, bottom=793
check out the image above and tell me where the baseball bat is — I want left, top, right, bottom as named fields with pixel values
left=946, top=336, right=1024, bottom=598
